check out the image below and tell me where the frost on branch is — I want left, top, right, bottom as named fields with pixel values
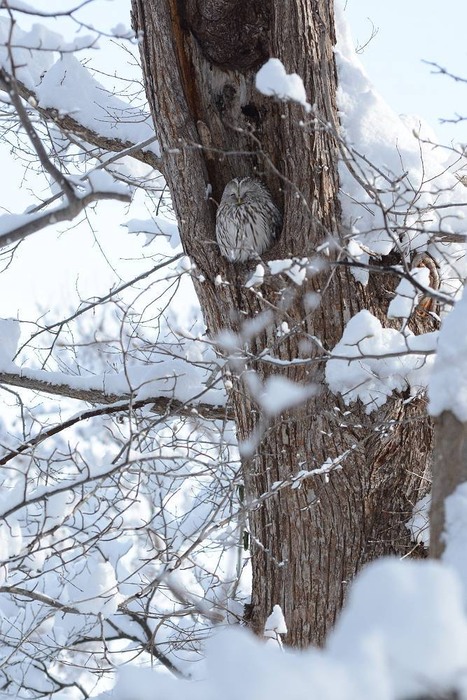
left=36, top=54, right=157, bottom=153
left=326, top=310, right=436, bottom=412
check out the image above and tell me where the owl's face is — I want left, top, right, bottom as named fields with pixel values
left=222, top=177, right=260, bottom=206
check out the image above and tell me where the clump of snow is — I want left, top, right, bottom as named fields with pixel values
left=346, top=239, right=370, bottom=285
left=326, top=310, right=436, bottom=412
left=246, top=373, right=317, bottom=417
left=303, top=291, right=321, bottom=311
left=283, top=259, right=309, bottom=285
left=0, top=18, right=93, bottom=89
left=111, top=352, right=225, bottom=407
left=36, top=55, right=158, bottom=153
left=442, top=482, right=467, bottom=605
left=106, top=558, right=467, bottom=700
left=44, top=491, right=77, bottom=529
left=268, top=259, right=295, bottom=276
left=245, top=264, right=265, bottom=289
left=84, top=169, right=130, bottom=197
left=68, top=560, right=122, bottom=616
left=264, top=604, right=287, bottom=635
left=264, top=604, right=287, bottom=649
left=328, top=558, right=467, bottom=699
left=108, top=667, right=167, bottom=700
left=256, top=58, right=311, bottom=112
left=177, top=256, right=194, bottom=273
left=387, top=267, right=431, bottom=320
left=267, top=258, right=321, bottom=285
left=111, top=23, right=132, bottom=39
left=429, top=286, right=467, bottom=420
left=124, top=215, right=180, bottom=249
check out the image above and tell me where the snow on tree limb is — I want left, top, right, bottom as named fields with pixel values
left=256, top=58, right=311, bottom=112
left=0, top=367, right=231, bottom=419
left=326, top=310, right=437, bottom=412
left=0, top=62, right=135, bottom=246
left=0, top=48, right=162, bottom=172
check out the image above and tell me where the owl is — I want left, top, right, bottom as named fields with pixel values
left=215, top=177, right=282, bottom=262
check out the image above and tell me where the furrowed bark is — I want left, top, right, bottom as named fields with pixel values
left=132, top=0, right=432, bottom=645
left=430, top=412, right=467, bottom=558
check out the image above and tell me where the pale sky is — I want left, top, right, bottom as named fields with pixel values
left=344, top=0, right=467, bottom=146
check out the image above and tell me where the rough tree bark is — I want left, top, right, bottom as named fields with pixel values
left=131, top=0, right=432, bottom=646
left=430, top=412, right=467, bottom=558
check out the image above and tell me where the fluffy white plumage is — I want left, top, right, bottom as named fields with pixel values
left=215, top=177, right=282, bottom=262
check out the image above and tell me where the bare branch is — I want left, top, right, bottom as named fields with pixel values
left=0, top=394, right=232, bottom=467
left=333, top=259, right=454, bottom=306
left=0, top=189, right=131, bottom=249
left=423, top=60, right=467, bottom=85
left=0, top=585, right=80, bottom=615
left=18, top=254, right=184, bottom=354
left=0, top=368, right=125, bottom=404
left=0, top=0, right=95, bottom=18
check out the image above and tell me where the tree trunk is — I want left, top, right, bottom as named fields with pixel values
left=430, top=412, right=467, bottom=558
left=131, top=0, right=432, bottom=646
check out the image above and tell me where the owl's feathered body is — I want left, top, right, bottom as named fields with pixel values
left=215, top=177, right=282, bottom=262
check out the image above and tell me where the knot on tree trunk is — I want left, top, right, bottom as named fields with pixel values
left=182, top=0, right=271, bottom=71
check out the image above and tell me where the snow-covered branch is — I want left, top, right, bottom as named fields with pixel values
left=0, top=367, right=231, bottom=420
left=8, top=69, right=163, bottom=171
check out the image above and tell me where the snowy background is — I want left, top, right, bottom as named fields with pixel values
left=0, top=0, right=467, bottom=698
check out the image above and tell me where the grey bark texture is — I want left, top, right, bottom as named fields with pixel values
left=131, top=0, right=432, bottom=646
left=430, top=412, right=467, bottom=558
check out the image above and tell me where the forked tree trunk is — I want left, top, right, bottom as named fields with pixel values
left=131, top=0, right=432, bottom=646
